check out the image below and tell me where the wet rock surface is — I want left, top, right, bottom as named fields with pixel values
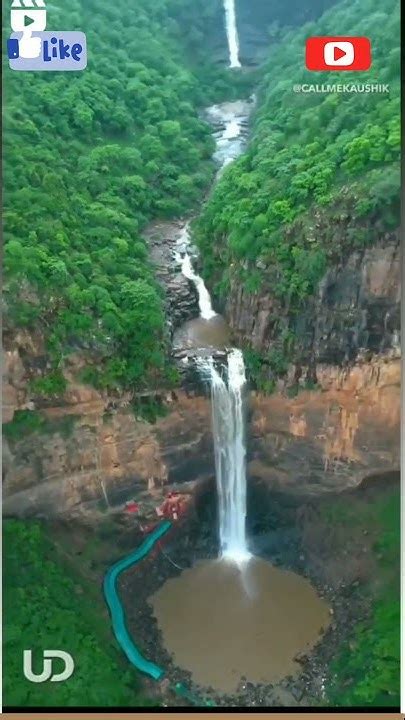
left=145, top=221, right=200, bottom=331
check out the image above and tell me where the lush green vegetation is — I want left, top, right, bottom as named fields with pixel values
left=3, top=520, right=150, bottom=707
left=3, top=0, right=237, bottom=394
left=3, top=0, right=400, bottom=709
left=195, top=0, right=400, bottom=310
left=326, top=487, right=400, bottom=707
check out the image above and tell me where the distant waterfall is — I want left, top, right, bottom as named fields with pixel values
left=201, top=350, right=250, bottom=562
left=223, top=0, right=241, bottom=68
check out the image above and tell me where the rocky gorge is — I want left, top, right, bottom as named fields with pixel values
left=2, top=336, right=400, bottom=520
left=2, top=100, right=400, bottom=524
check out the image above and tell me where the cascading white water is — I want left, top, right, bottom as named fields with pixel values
left=174, top=107, right=251, bottom=563
left=223, top=0, right=241, bottom=68
left=175, top=225, right=216, bottom=321
left=200, top=350, right=250, bottom=562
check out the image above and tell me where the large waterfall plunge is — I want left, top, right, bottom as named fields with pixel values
left=207, top=350, right=250, bottom=561
left=176, top=234, right=250, bottom=561
left=223, top=0, right=241, bottom=68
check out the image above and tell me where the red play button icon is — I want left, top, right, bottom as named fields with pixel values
left=333, top=45, right=347, bottom=62
left=305, top=37, right=372, bottom=71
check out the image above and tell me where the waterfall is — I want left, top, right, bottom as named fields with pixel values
left=175, top=225, right=216, bottom=321
left=201, top=350, right=250, bottom=562
left=223, top=0, right=241, bottom=68
left=175, top=108, right=251, bottom=563
left=175, top=235, right=250, bottom=561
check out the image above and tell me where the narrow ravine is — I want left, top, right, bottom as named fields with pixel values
left=146, top=91, right=330, bottom=697
left=172, top=100, right=253, bottom=562
left=172, top=99, right=253, bottom=357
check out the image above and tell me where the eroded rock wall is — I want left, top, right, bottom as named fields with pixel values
left=2, top=332, right=214, bottom=518
left=3, top=344, right=399, bottom=517
left=227, top=235, right=400, bottom=368
left=249, top=353, right=400, bottom=495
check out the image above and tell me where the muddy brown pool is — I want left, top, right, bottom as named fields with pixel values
left=173, top=316, right=231, bottom=351
left=150, top=557, right=330, bottom=693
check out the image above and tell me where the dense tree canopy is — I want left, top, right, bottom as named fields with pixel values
left=195, top=0, right=400, bottom=306
left=3, top=0, right=223, bottom=393
left=3, top=520, right=149, bottom=707
left=326, top=488, right=400, bottom=707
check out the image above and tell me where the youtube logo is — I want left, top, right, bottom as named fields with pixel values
left=305, top=37, right=372, bottom=71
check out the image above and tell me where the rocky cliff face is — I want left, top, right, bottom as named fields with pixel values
left=249, top=353, right=400, bottom=495
left=237, top=0, right=340, bottom=65
left=3, top=339, right=214, bottom=519
left=3, top=229, right=400, bottom=519
left=226, top=234, right=400, bottom=373
left=3, top=332, right=399, bottom=519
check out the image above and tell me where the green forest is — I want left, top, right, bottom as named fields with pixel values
left=325, top=488, right=400, bottom=707
left=3, top=0, right=243, bottom=395
left=3, top=520, right=149, bottom=707
left=3, top=0, right=400, bottom=710
left=195, top=0, right=400, bottom=312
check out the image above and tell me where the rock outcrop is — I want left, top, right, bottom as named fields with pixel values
left=227, top=234, right=400, bottom=371
left=145, top=221, right=200, bottom=331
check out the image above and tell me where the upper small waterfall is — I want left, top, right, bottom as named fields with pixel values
left=175, top=225, right=216, bottom=321
left=223, top=0, right=241, bottom=68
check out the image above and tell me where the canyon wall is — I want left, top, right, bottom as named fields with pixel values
left=227, top=234, right=400, bottom=371
left=3, top=331, right=399, bottom=519
left=237, top=0, right=340, bottom=65
left=2, top=4, right=400, bottom=522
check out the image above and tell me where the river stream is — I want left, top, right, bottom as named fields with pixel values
left=149, top=96, right=331, bottom=696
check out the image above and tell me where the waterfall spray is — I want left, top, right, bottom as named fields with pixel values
left=223, top=0, right=241, bottom=68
